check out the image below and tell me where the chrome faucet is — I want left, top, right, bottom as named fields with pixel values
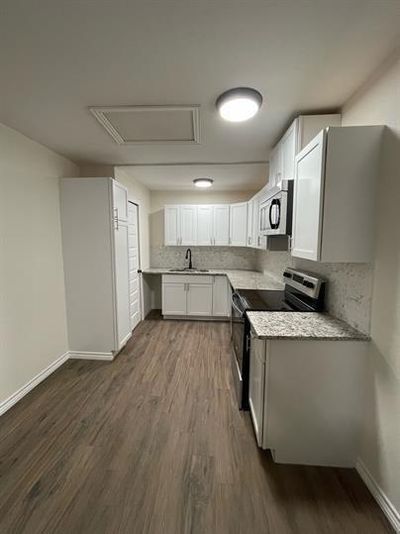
left=185, top=248, right=193, bottom=269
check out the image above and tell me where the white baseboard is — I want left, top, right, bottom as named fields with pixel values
left=0, top=351, right=69, bottom=417
left=356, top=458, right=400, bottom=533
left=68, top=351, right=114, bottom=361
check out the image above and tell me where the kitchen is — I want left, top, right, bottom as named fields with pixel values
left=1, top=1, right=400, bottom=533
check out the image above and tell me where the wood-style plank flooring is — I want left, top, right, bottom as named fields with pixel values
left=0, top=314, right=392, bottom=533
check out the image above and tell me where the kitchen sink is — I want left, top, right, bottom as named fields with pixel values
left=168, top=268, right=209, bottom=272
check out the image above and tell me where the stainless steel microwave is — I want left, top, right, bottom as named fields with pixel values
left=259, top=180, right=293, bottom=236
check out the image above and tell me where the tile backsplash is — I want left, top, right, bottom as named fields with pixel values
left=150, top=246, right=257, bottom=270
left=149, top=244, right=372, bottom=333
left=256, top=250, right=373, bottom=334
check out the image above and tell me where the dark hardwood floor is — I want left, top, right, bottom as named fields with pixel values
left=0, top=314, right=392, bottom=533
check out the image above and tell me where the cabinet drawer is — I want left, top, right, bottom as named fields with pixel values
left=162, top=274, right=213, bottom=284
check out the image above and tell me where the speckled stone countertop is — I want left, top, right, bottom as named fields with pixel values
left=246, top=311, right=369, bottom=341
left=143, top=268, right=284, bottom=292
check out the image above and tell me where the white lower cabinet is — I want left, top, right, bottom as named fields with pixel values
left=162, top=274, right=230, bottom=318
left=187, top=283, right=213, bottom=316
left=162, top=282, right=187, bottom=315
left=248, top=337, right=267, bottom=447
left=249, top=336, right=367, bottom=467
left=212, top=275, right=231, bottom=317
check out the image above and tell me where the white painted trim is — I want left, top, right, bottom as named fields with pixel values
left=68, top=351, right=114, bottom=361
left=89, top=105, right=201, bottom=145
left=0, top=351, right=69, bottom=417
left=356, top=458, right=400, bottom=533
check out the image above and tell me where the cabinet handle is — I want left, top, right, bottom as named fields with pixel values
left=113, top=207, right=119, bottom=230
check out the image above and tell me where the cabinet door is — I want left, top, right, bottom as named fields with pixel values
left=246, top=200, right=253, bottom=247
left=213, top=205, right=230, bottom=245
left=269, top=145, right=282, bottom=189
left=281, top=120, right=297, bottom=181
left=212, top=276, right=230, bottom=317
left=187, top=283, right=213, bottom=316
left=292, top=130, right=326, bottom=261
left=112, top=180, right=128, bottom=222
left=180, top=206, right=197, bottom=245
left=113, top=221, right=131, bottom=349
left=164, top=206, right=180, bottom=246
left=249, top=337, right=266, bottom=447
left=162, top=282, right=186, bottom=315
left=197, top=205, right=213, bottom=245
left=230, top=202, right=247, bottom=246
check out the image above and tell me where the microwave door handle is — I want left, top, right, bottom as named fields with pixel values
left=269, top=203, right=274, bottom=229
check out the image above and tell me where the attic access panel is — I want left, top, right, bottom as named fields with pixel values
left=89, top=105, right=200, bottom=145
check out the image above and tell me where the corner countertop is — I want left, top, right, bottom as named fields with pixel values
left=246, top=311, right=369, bottom=341
left=142, top=268, right=284, bottom=292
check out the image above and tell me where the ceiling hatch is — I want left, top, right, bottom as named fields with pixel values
left=89, top=105, right=200, bottom=145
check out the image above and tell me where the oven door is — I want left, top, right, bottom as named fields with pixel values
left=231, top=293, right=244, bottom=364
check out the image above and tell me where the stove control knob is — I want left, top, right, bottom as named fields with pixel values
left=303, top=280, right=315, bottom=289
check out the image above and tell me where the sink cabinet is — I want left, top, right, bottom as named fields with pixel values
left=162, top=274, right=230, bottom=318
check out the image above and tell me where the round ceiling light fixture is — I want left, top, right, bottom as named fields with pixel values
left=193, top=178, right=214, bottom=188
left=216, top=87, right=263, bottom=122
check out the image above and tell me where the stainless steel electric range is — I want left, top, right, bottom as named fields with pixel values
left=231, top=267, right=326, bottom=410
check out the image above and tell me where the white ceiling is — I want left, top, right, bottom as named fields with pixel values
left=118, top=163, right=268, bottom=191
left=0, top=0, right=399, bottom=166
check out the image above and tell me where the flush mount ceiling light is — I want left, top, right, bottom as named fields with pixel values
left=216, top=87, right=263, bottom=122
left=193, top=178, right=214, bottom=188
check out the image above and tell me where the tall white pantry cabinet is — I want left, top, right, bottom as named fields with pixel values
left=60, top=177, right=131, bottom=360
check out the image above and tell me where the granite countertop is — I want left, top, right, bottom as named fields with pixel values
left=142, top=268, right=284, bottom=292
left=246, top=311, right=369, bottom=341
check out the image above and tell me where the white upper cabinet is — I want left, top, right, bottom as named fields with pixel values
left=213, top=205, right=230, bottom=245
left=180, top=205, right=197, bottom=245
left=230, top=202, right=248, bottom=246
left=267, top=114, right=341, bottom=190
left=112, top=180, right=129, bottom=222
left=292, top=131, right=325, bottom=261
left=246, top=200, right=253, bottom=247
left=292, top=126, right=383, bottom=263
left=268, top=145, right=282, bottom=189
left=280, top=120, right=297, bottom=182
left=197, top=205, right=213, bottom=245
left=164, top=205, right=180, bottom=246
left=164, top=204, right=231, bottom=246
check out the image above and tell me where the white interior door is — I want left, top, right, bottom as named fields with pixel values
left=114, top=220, right=131, bottom=349
left=128, top=203, right=141, bottom=331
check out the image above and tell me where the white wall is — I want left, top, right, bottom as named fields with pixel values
left=341, top=52, right=400, bottom=513
left=0, top=123, right=78, bottom=406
